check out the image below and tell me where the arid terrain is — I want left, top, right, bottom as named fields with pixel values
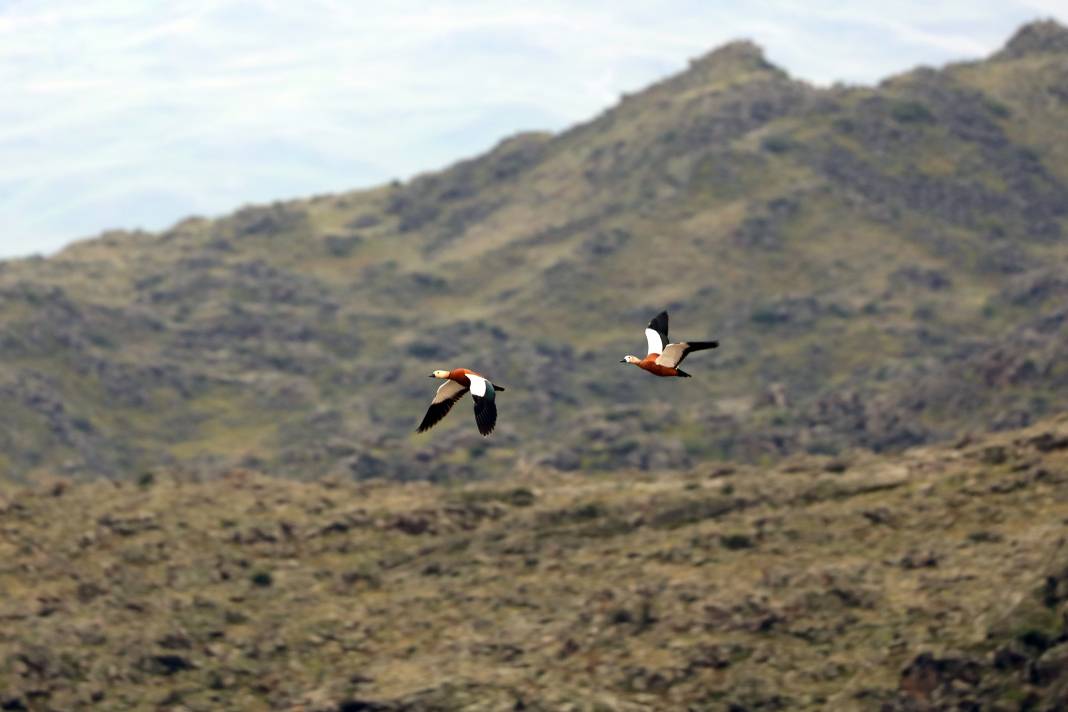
left=3, top=18, right=1068, bottom=712
left=2, top=21, right=1068, bottom=482
left=3, top=416, right=1067, bottom=710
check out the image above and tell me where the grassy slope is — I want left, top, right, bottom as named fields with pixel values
left=1, top=23, right=1068, bottom=481
left=2, top=416, right=1068, bottom=710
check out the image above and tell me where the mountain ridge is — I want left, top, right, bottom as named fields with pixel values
left=1, top=20, right=1067, bottom=481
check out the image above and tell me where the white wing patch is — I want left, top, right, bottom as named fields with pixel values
left=467, top=374, right=488, bottom=397
left=645, top=327, right=664, bottom=356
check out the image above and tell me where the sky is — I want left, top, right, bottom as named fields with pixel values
left=1, top=1, right=1066, bottom=257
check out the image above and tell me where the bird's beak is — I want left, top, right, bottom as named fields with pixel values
left=619, top=359, right=627, bottom=363
left=428, top=373, right=436, bottom=378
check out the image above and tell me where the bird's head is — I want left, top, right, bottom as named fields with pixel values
left=429, top=369, right=451, bottom=379
left=620, top=355, right=641, bottom=365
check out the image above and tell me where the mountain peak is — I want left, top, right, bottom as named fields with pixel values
left=995, top=19, right=1068, bottom=60
left=681, top=39, right=780, bottom=82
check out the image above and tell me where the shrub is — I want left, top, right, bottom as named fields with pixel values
left=721, top=533, right=755, bottom=550
left=761, top=135, right=795, bottom=154
left=890, top=100, right=934, bottom=124
left=250, top=571, right=273, bottom=588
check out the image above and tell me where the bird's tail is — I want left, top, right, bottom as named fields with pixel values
left=492, top=383, right=506, bottom=392
left=675, top=369, right=692, bottom=378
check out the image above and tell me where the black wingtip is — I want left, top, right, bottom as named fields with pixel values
left=493, top=384, right=506, bottom=392
left=417, top=389, right=468, bottom=434
left=472, top=395, right=498, bottom=436
left=676, top=368, right=692, bottom=378
left=647, top=311, right=670, bottom=342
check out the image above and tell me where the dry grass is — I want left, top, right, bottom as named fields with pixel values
left=2, top=416, right=1068, bottom=710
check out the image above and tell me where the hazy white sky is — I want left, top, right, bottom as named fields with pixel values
left=1, top=1, right=1065, bottom=257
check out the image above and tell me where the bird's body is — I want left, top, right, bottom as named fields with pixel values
left=621, top=311, right=718, bottom=377
left=629, top=355, right=689, bottom=378
left=418, top=368, right=505, bottom=436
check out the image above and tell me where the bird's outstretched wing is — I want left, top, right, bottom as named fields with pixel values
left=417, top=380, right=468, bottom=433
left=645, top=311, right=669, bottom=356
left=655, top=340, right=719, bottom=368
left=467, top=375, right=498, bottom=436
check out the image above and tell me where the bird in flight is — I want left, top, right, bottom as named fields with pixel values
left=417, top=368, right=506, bottom=436
left=620, top=311, right=718, bottom=377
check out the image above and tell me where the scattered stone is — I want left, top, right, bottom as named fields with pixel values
left=335, top=700, right=394, bottom=712
left=862, top=508, right=897, bottom=526
left=900, top=652, right=982, bottom=702
left=1031, top=642, right=1068, bottom=686
left=389, top=513, right=435, bottom=535
left=97, top=514, right=160, bottom=537
left=1030, top=433, right=1068, bottom=452
left=967, top=530, right=1005, bottom=544
left=900, top=550, right=940, bottom=569
left=720, top=533, right=755, bottom=550
left=824, top=459, right=850, bottom=474
left=137, top=654, right=194, bottom=676
left=979, top=446, right=1009, bottom=465
left=250, top=571, right=273, bottom=588
left=75, top=582, right=105, bottom=604
left=993, top=641, right=1030, bottom=670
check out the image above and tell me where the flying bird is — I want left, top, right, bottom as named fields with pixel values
left=620, top=311, right=718, bottom=377
left=418, top=368, right=506, bottom=436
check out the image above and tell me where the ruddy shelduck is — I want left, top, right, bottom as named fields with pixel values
left=418, top=368, right=506, bottom=436
left=620, top=311, right=718, bottom=377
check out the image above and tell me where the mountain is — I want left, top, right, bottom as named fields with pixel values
left=2, top=416, right=1068, bottom=709
left=2, top=21, right=1068, bottom=482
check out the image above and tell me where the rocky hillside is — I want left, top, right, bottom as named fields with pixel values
left=2, top=21, right=1068, bottom=481
left=2, top=416, right=1067, bottom=710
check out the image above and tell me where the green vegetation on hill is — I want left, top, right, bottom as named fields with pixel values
left=2, top=21, right=1068, bottom=481
left=2, top=417, right=1068, bottom=710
